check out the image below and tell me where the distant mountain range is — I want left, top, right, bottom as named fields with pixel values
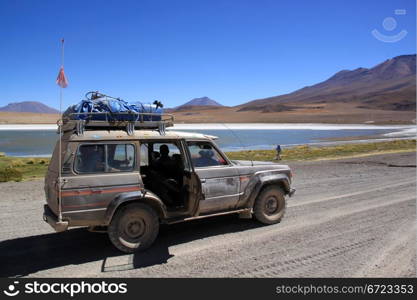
left=173, top=97, right=223, bottom=111
left=0, top=55, right=414, bottom=119
left=239, top=54, right=416, bottom=112
left=0, top=101, right=59, bottom=114
left=0, top=97, right=224, bottom=114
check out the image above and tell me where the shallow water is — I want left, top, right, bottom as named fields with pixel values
left=0, top=127, right=398, bottom=156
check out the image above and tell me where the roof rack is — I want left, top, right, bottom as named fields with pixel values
left=61, top=112, right=174, bottom=136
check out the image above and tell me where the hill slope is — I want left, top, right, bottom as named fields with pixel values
left=239, top=54, right=416, bottom=112
left=175, top=97, right=223, bottom=110
left=0, top=101, right=59, bottom=114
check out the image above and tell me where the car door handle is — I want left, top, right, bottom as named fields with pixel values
left=200, top=179, right=206, bottom=183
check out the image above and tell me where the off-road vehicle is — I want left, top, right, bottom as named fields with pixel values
left=43, top=105, right=295, bottom=253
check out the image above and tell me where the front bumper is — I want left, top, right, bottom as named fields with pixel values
left=43, top=204, right=68, bottom=232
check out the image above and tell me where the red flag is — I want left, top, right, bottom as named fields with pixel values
left=56, top=67, right=68, bottom=88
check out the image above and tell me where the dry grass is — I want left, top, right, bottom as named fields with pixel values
left=0, top=156, right=50, bottom=181
left=226, top=139, right=416, bottom=161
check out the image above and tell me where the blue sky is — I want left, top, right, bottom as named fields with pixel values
left=0, top=0, right=415, bottom=109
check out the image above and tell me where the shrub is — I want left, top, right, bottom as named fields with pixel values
left=0, top=167, right=23, bottom=182
left=11, top=160, right=24, bottom=167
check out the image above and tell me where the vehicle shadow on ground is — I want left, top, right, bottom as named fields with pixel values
left=0, top=215, right=262, bottom=277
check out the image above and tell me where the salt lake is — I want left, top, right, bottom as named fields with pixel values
left=0, top=123, right=415, bottom=156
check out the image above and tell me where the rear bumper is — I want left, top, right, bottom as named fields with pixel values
left=288, top=188, right=296, bottom=197
left=43, top=204, right=68, bottom=232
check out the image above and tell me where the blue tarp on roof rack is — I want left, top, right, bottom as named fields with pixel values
left=63, top=93, right=163, bottom=122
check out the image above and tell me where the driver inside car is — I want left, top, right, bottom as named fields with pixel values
left=194, top=149, right=220, bottom=167
left=154, top=144, right=175, bottom=175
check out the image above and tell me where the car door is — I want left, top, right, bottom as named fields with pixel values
left=60, top=142, right=141, bottom=222
left=186, top=140, right=241, bottom=214
left=139, top=139, right=202, bottom=217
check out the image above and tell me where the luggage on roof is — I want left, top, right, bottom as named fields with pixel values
left=63, top=91, right=164, bottom=122
left=61, top=92, right=173, bottom=135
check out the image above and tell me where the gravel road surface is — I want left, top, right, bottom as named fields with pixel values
left=0, top=152, right=415, bottom=278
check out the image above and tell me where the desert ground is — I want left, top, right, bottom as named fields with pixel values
left=172, top=103, right=416, bottom=124
left=0, top=111, right=59, bottom=124
left=0, top=152, right=415, bottom=278
left=0, top=102, right=415, bottom=124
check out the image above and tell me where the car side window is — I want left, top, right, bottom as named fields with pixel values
left=75, top=144, right=106, bottom=173
left=75, top=144, right=135, bottom=174
left=144, top=142, right=183, bottom=170
left=107, top=144, right=135, bottom=172
left=187, top=141, right=228, bottom=168
left=62, top=143, right=75, bottom=173
left=140, top=143, right=149, bottom=167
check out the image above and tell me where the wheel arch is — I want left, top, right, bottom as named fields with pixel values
left=247, top=174, right=290, bottom=208
left=260, top=179, right=289, bottom=194
left=104, top=190, right=168, bottom=225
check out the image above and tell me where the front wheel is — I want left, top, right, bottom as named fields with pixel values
left=108, top=203, right=159, bottom=253
left=253, top=186, right=286, bottom=225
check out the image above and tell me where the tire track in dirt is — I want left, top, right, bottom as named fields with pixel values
left=289, top=179, right=416, bottom=208
left=102, top=197, right=414, bottom=277
left=165, top=199, right=414, bottom=277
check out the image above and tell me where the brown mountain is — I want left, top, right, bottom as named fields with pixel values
left=0, top=101, right=59, bottom=114
left=239, top=54, right=416, bottom=112
left=174, top=97, right=223, bottom=111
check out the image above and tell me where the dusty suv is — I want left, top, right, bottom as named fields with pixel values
left=44, top=120, right=295, bottom=253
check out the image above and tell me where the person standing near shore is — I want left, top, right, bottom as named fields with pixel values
left=275, top=144, right=282, bottom=160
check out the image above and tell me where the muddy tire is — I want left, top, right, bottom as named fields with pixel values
left=253, top=186, right=286, bottom=225
left=108, top=203, right=159, bottom=253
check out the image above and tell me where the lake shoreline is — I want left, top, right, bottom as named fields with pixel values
left=3, top=135, right=415, bottom=158
left=1, top=123, right=415, bottom=157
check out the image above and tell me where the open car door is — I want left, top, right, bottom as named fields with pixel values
left=140, top=140, right=202, bottom=218
left=180, top=140, right=202, bottom=217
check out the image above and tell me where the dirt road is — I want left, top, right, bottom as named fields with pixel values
left=0, top=152, right=415, bottom=278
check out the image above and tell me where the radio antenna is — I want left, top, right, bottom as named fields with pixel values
left=221, top=123, right=254, bottom=167
left=55, top=38, right=69, bottom=223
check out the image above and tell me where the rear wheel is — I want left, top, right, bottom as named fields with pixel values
left=253, top=186, right=286, bottom=225
left=108, top=203, right=159, bottom=253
